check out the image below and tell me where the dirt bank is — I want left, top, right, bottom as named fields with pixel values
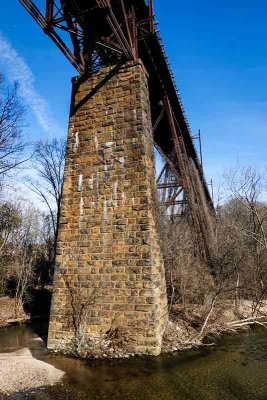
left=162, top=300, right=267, bottom=353
left=0, top=297, right=26, bottom=328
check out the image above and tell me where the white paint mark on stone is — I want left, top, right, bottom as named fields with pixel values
left=104, top=164, right=108, bottom=179
left=113, top=181, right=118, bottom=198
left=95, top=172, right=99, bottom=196
left=78, top=174, right=83, bottom=192
left=103, top=199, right=107, bottom=222
left=113, top=181, right=118, bottom=209
left=79, top=195, right=84, bottom=216
left=78, top=174, right=84, bottom=219
left=88, top=178, right=94, bottom=190
left=105, top=142, right=114, bottom=148
left=118, top=156, right=125, bottom=165
left=74, top=131, right=79, bottom=152
left=94, top=135, right=99, bottom=152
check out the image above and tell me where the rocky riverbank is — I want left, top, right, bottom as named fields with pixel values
left=50, top=300, right=267, bottom=359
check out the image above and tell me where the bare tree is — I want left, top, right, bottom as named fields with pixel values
left=0, top=201, right=42, bottom=314
left=0, top=202, right=21, bottom=294
left=37, top=212, right=57, bottom=284
left=11, top=207, right=40, bottom=315
left=25, top=137, right=66, bottom=245
left=222, top=166, right=267, bottom=316
left=0, top=202, right=20, bottom=255
left=0, top=75, right=26, bottom=188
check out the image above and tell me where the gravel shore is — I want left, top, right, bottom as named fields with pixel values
left=0, top=347, right=65, bottom=395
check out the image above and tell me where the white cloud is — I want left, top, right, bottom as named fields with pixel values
left=0, top=32, right=63, bottom=137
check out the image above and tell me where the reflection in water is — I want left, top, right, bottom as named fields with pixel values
left=0, top=322, right=267, bottom=399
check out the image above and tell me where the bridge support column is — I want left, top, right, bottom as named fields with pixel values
left=48, top=61, right=168, bottom=356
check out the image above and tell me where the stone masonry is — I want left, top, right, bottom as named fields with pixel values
left=47, top=60, right=168, bottom=356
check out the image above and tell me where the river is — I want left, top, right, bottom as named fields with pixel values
left=0, top=321, right=266, bottom=399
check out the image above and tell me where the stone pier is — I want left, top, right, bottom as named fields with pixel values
left=47, top=60, right=168, bottom=356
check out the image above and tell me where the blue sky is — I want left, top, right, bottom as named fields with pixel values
left=0, top=0, right=266, bottom=188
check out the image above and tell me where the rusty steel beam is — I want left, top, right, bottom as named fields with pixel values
left=59, top=2, right=83, bottom=63
left=157, top=162, right=187, bottom=218
left=119, top=0, right=134, bottom=50
left=19, top=0, right=84, bottom=73
left=95, top=0, right=135, bottom=61
left=164, top=188, right=184, bottom=209
left=162, top=95, right=216, bottom=265
left=148, top=0, right=154, bottom=34
left=45, top=0, right=54, bottom=24
left=153, top=106, right=164, bottom=135
left=157, top=182, right=181, bottom=189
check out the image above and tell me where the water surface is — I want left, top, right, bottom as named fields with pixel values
left=0, top=322, right=266, bottom=399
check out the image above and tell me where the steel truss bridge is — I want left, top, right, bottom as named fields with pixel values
left=19, top=0, right=216, bottom=263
